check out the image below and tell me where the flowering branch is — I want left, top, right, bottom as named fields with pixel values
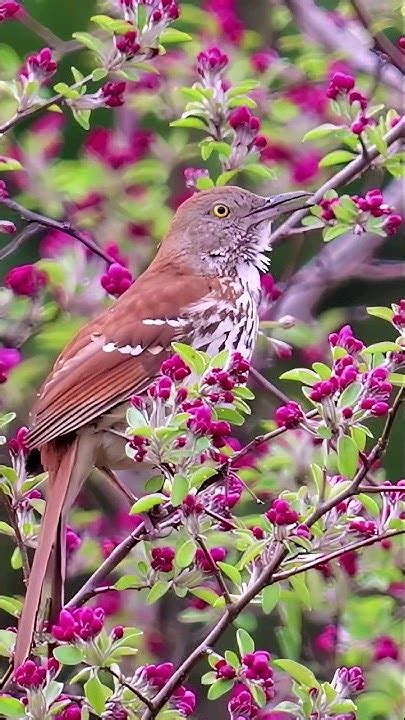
left=349, top=0, right=405, bottom=73
left=0, top=223, right=41, bottom=262
left=270, top=116, right=404, bottom=245
left=0, top=196, right=114, bottom=264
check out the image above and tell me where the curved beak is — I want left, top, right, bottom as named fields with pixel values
left=248, top=191, right=314, bottom=220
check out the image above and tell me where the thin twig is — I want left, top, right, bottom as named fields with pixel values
left=0, top=197, right=113, bottom=264
left=195, top=536, right=232, bottom=605
left=0, top=497, right=30, bottom=585
left=108, top=668, right=154, bottom=712
left=0, top=223, right=41, bottom=262
left=250, top=366, right=292, bottom=405
left=272, top=529, right=405, bottom=582
left=270, top=116, right=404, bottom=246
left=358, top=484, right=405, bottom=493
left=349, top=0, right=405, bottom=73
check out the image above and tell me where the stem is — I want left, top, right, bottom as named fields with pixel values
left=349, top=0, right=405, bottom=73
left=0, top=223, right=41, bottom=262
left=0, top=73, right=94, bottom=136
left=273, top=529, right=405, bottom=582
left=269, top=116, right=404, bottom=245
left=195, top=536, right=232, bottom=606
left=0, top=197, right=113, bottom=264
left=0, top=497, right=30, bottom=585
left=20, top=13, right=67, bottom=54
left=250, top=367, right=292, bottom=405
left=108, top=668, right=154, bottom=712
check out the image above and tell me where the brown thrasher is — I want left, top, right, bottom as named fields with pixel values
left=14, top=185, right=311, bottom=666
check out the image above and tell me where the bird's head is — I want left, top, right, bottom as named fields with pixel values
left=162, top=186, right=313, bottom=275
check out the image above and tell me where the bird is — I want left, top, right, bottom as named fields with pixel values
left=13, top=185, right=312, bottom=667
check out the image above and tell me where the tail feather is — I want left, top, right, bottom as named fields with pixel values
left=13, top=439, right=79, bottom=668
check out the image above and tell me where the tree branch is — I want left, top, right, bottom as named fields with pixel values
left=0, top=197, right=114, bottom=265
left=0, top=223, right=41, bottom=262
left=195, top=536, right=232, bottom=606
left=269, top=116, right=404, bottom=247
left=349, top=0, right=405, bottom=73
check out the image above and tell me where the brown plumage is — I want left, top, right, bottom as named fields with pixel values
left=14, top=186, right=312, bottom=667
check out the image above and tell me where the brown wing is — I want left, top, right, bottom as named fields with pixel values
left=28, top=270, right=215, bottom=449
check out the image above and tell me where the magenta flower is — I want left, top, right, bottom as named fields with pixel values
left=0, top=1, right=21, bottom=22
left=115, top=30, right=140, bottom=57
left=315, top=624, right=337, bottom=654
left=20, top=47, right=57, bottom=81
left=129, top=434, right=150, bottom=462
left=8, top=426, right=29, bottom=454
left=229, top=105, right=260, bottom=133
left=160, top=354, right=191, bottom=381
left=4, top=263, right=47, bottom=297
left=151, top=546, right=175, bottom=572
left=333, top=665, right=365, bottom=693
left=0, top=347, right=21, bottom=384
left=51, top=606, right=105, bottom=642
left=0, top=179, right=8, bottom=197
left=265, top=498, right=299, bottom=526
left=0, top=220, right=16, bottom=234
left=148, top=376, right=173, bottom=400
left=372, top=635, right=399, bottom=662
left=197, top=46, right=228, bottom=75
left=275, top=401, right=304, bottom=429
left=101, top=81, right=126, bottom=108
left=100, top=262, right=133, bottom=297
left=55, top=702, right=82, bottom=720
left=250, top=49, right=276, bottom=73
left=195, top=546, right=226, bottom=571
left=214, top=658, right=236, bottom=679
left=14, top=659, right=46, bottom=688
left=326, top=71, right=355, bottom=99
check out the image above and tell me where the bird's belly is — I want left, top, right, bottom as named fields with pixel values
left=192, top=291, right=258, bottom=361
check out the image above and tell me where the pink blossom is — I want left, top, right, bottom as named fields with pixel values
left=0, top=1, right=21, bottom=22
left=100, top=262, right=133, bottom=297
left=4, top=264, right=47, bottom=297
left=372, top=635, right=399, bottom=662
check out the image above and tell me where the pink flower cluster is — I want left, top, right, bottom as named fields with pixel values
left=133, top=662, right=195, bottom=716
left=275, top=400, right=304, bottom=429
left=326, top=71, right=373, bottom=135
left=0, top=347, right=20, bottom=384
left=195, top=546, right=226, bottom=571
left=51, top=606, right=105, bottom=642
left=151, top=545, right=175, bottom=572
left=14, top=659, right=46, bottom=688
left=0, top=1, right=21, bottom=21
left=197, top=46, right=228, bottom=77
left=100, top=262, right=133, bottom=297
left=392, top=299, right=405, bottom=329
left=320, top=190, right=402, bottom=235
left=228, top=105, right=267, bottom=151
left=20, top=47, right=57, bottom=82
left=203, top=0, right=244, bottom=45
left=265, top=498, right=299, bottom=526
left=4, top=264, right=47, bottom=297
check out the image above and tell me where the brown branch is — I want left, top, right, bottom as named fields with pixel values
left=108, top=668, right=154, bottom=712
left=285, top=0, right=403, bottom=95
left=250, top=366, right=292, bottom=405
left=270, top=116, right=404, bottom=247
left=359, top=484, right=405, bottom=493
left=195, top=536, right=232, bottom=605
left=0, top=197, right=114, bottom=265
left=353, top=261, right=405, bottom=281
left=349, top=0, right=405, bottom=73
left=272, top=529, right=405, bottom=582
left=271, top=180, right=404, bottom=322
left=0, top=223, right=41, bottom=262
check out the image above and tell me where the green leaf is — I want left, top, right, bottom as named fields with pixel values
left=312, top=362, right=331, bottom=379
left=0, top=629, right=18, bottom=657
left=273, top=659, right=319, bottom=688
left=358, top=493, right=380, bottom=517
left=201, top=671, right=217, bottom=685
left=176, top=539, right=196, bottom=568
left=280, top=368, right=320, bottom=386
left=53, top=645, right=84, bottom=665
left=130, top=493, right=165, bottom=514
left=242, top=164, right=276, bottom=180
left=216, top=169, right=239, bottom=186
left=329, top=699, right=357, bottom=713
left=126, top=406, right=148, bottom=429
left=171, top=474, right=189, bottom=506
left=0, top=596, right=22, bottom=617
left=71, top=31, right=104, bottom=53
left=0, top=157, right=22, bottom=172
left=351, top=425, right=367, bottom=451
left=0, top=521, right=13, bottom=536
left=250, top=683, right=266, bottom=707
left=389, top=373, right=405, bottom=387
left=170, top=117, right=207, bottom=130
left=215, top=406, right=245, bottom=425
left=338, top=381, right=362, bottom=408
left=207, top=678, right=234, bottom=700
left=289, top=574, right=311, bottom=609
left=114, top=575, right=142, bottom=590
left=146, top=579, right=170, bottom=604
left=224, top=650, right=240, bottom=669
left=323, top=223, right=352, bottom=242
left=261, top=584, right=280, bottom=614
left=92, top=67, right=108, bottom=81
left=319, top=150, right=356, bottom=167
left=171, top=342, right=207, bottom=374
left=160, top=28, right=192, bottom=43
left=84, top=675, right=112, bottom=715
left=236, top=628, right=254, bottom=655
left=90, top=14, right=132, bottom=34
left=189, top=466, right=217, bottom=489
left=0, top=696, right=25, bottom=718
left=189, top=586, right=221, bottom=606
left=366, top=306, right=394, bottom=322
left=196, top=175, right=215, bottom=190
left=72, top=109, right=91, bottom=131
left=302, top=123, right=342, bottom=141
left=217, top=561, right=241, bottom=586
left=363, top=341, right=400, bottom=354
left=337, top=435, right=359, bottom=479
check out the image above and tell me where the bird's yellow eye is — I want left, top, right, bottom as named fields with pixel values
left=212, top=203, right=230, bottom=218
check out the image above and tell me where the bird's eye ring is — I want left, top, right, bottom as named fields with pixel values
left=212, top=203, right=230, bottom=218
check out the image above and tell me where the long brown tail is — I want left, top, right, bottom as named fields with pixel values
left=13, top=438, right=80, bottom=668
